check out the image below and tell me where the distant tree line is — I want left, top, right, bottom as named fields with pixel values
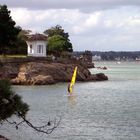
left=74, top=51, right=140, bottom=61
left=93, top=51, right=140, bottom=61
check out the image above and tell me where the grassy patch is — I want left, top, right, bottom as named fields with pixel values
left=0, top=55, right=27, bottom=58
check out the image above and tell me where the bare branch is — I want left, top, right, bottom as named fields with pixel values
left=6, top=112, right=61, bottom=134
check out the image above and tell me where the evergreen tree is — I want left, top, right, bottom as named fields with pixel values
left=0, top=5, right=21, bottom=55
left=0, top=80, right=29, bottom=121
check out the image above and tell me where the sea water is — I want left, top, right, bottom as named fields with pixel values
left=1, top=61, right=140, bottom=140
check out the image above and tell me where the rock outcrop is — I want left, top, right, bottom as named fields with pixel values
left=0, top=61, right=108, bottom=85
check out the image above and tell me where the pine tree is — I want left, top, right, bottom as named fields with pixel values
left=0, top=80, right=29, bottom=121
left=0, top=5, right=21, bottom=55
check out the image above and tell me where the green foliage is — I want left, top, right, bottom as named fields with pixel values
left=13, top=30, right=31, bottom=55
left=13, top=37, right=27, bottom=55
left=44, top=25, right=73, bottom=56
left=0, top=80, right=29, bottom=121
left=44, top=25, right=69, bottom=41
left=48, top=35, right=72, bottom=57
left=0, top=5, right=21, bottom=55
left=48, top=35, right=67, bottom=51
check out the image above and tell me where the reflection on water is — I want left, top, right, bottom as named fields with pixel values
left=67, top=94, right=77, bottom=107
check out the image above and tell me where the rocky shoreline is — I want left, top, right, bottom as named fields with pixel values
left=0, top=60, right=108, bottom=85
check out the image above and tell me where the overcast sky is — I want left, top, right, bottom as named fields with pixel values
left=1, top=0, right=140, bottom=51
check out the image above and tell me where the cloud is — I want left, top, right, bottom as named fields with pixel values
left=11, top=8, right=32, bottom=26
left=71, top=12, right=102, bottom=34
left=1, top=0, right=140, bottom=11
